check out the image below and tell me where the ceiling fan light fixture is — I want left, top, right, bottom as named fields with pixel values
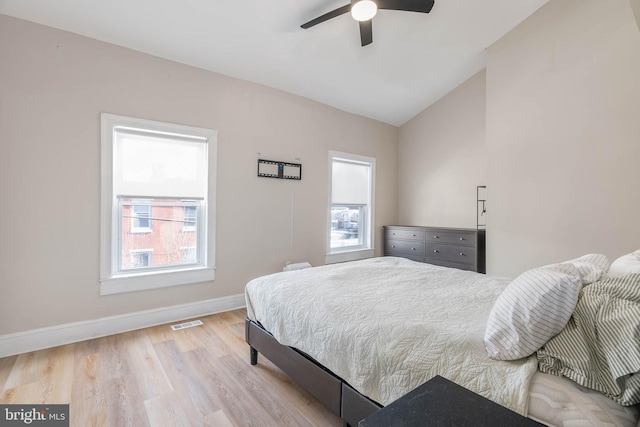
left=351, top=0, right=378, bottom=21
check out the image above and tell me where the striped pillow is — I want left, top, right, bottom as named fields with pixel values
left=567, top=253, right=609, bottom=284
left=484, top=263, right=583, bottom=360
left=537, top=274, right=640, bottom=406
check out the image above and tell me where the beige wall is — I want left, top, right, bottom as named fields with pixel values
left=0, top=15, right=398, bottom=335
left=486, top=0, right=640, bottom=277
left=398, top=70, right=487, bottom=228
left=398, top=0, right=640, bottom=278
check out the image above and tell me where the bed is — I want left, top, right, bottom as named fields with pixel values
left=244, top=256, right=640, bottom=427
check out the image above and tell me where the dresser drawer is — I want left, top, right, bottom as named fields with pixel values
left=386, top=239, right=425, bottom=257
left=426, top=230, right=476, bottom=246
left=384, top=228, right=425, bottom=241
left=426, top=243, right=476, bottom=267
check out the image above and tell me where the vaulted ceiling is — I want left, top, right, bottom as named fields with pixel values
left=0, top=0, right=549, bottom=125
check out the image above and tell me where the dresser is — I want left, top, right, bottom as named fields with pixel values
left=383, top=225, right=485, bottom=273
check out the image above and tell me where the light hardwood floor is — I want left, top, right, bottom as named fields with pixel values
left=0, top=309, right=342, bottom=427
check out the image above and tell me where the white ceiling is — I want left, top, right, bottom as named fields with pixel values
left=0, top=0, right=548, bottom=126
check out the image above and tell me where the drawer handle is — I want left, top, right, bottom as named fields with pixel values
left=433, top=250, right=439, bottom=253
left=459, top=237, right=464, bottom=241
left=412, top=234, right=417, bottom=237
left=433, top=235, right=439, bottom=239
left=459, top=252, right=465, bottom=256
left=392, top=245, right=396, bottom=248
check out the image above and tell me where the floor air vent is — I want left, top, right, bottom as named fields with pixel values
left=171, top=320, right=204, bottom=331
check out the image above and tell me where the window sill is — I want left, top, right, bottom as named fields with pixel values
left=100, top=267, right=215, bottom=295
left=129, top=228, right=152, bottom=234
left=325, top=248, right=374, bottom=265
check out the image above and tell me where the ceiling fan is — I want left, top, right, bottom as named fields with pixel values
left=301, top=0, right=435, bottom=47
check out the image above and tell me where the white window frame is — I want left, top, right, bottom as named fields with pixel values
left=326, top=151, right=375, bottom=264
left=100, top=113, right=217, bottom=295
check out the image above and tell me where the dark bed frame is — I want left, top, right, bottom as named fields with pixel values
left=245, top=318, right=382, bottom=427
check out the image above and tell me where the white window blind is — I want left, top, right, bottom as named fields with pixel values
left=331, top=159, right=371, bottom=205
left=114, top=128, right=207, bottom=199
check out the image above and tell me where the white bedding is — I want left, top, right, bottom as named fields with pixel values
left=529, top=372, right=639, bottom=427
left=245, top=256, right=538, bottom=414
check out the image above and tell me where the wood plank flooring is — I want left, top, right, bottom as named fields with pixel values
left=0, top=309, right=342, bottom=427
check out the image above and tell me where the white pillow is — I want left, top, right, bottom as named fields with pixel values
left=484, top=262, right=582, bottom=361
left=608, top=250, right=640, bottom=278
left=566, top=253, right=609, bottom=284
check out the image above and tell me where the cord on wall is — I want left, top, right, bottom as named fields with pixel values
left=290, top=187, right=295, bottom=247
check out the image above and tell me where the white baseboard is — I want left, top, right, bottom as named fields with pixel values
left=0, top=294, right=246, bottom=358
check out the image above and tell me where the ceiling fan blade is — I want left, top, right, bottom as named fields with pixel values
left=359, top=20, right=373, bottom=46
left=301, top=4, right=351, bottom=29
left=377, top=0, right=435, bottom=13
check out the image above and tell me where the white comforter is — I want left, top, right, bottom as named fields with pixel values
left=245, top=256, right=538, bottom=414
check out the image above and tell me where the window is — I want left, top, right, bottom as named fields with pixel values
left=119, top=198, right=202, bottom=271
left=130, top=250, right=152, bottom=268
left=100, top=113, right=217, bottom=295
left=326, top=151, right=375, bottom=264
left=183, top=205, right=197, bottom=231
left=130, top=203, right=151, bottom=232
left=181, top=247, right=197, bottom=264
